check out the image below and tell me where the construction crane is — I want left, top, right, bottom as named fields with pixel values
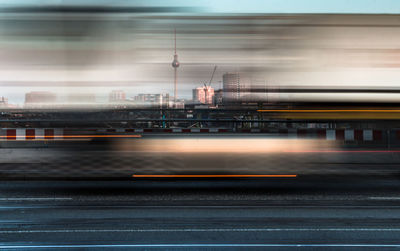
left=203, top=66, right=217, bottom=104
left=208, top=65, right=217, bottom=87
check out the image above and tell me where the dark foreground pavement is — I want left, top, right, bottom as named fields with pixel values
left=1, top=177, right=400, bottom=250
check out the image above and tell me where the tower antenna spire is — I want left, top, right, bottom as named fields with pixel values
left=171, top=28, right=180, bottom=104
left=174, top=28, right=176, bottom=54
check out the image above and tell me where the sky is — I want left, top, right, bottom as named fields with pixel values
left=0, top=0, right=400, bottom=14
left=148, top=0, right=400, bottom=14
left=2, top=0, right=400, bottom=105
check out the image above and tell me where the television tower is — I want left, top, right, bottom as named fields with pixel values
left=171, top=29, right=180, bottom=103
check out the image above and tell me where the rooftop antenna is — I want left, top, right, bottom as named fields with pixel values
left=171, top=28, right=180, bottom=104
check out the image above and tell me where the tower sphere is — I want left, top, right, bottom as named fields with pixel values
left=172, top=55, right=180, bottom=68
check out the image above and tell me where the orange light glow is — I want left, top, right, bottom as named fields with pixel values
left=132, top=174, right=297, bottom=178
left=0, top=135, right=141, bottom=139
left=257, top=110, right=400, bottom=112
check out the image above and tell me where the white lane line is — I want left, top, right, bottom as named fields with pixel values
left=1, top=244, right=400, bottom=248
left=0, top=198, right=72, bottom=201
left=369, top=197, right=400, bottom=200
left=0, top=197, right=398, bottom=202
left=2, top=228, right=400, bottom=233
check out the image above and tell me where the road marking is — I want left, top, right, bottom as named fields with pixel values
left=0, top=198, right=72, bottom=201
left=1, top=244, right=400, bottom=248
left=369, top=197, right=400, bottom=200
left=2, top=228, right=400, bottom=234
left=132, top=174, right=297, bottom=178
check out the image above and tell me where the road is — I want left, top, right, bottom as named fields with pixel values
left=1, top=177, right=400, bottom=249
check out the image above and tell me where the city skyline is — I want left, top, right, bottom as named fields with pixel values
left=4, top=70, right=259, bottom=106
left=1, top=68, right=247, bottom=105
left=1, top=82, right=214, bottom=105
left=5, top=14, right=400, bottom=106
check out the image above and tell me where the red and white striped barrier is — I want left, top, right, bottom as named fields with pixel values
left=0, top=128, right=63, bottom=140
left=0, top=128, right=386, bottom=141
left=255, top=128, right=382, bottom=141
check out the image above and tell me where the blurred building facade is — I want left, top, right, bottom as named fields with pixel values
left=0, top=97, right=8, bottom=108
left=214, top=89, right=223, bottom=106
left=25, top=91, right=57, bottom=107
left=222, top=73, right=251, bottom=103
left=67, top=93, right=96, bottom=104
left=173, top=100, right=185, bottom=109
left=133, top=93, right=170, bottom=108
left=109, top=90, right=126, bottom=102
left=192, top=86, right=215, bottom=105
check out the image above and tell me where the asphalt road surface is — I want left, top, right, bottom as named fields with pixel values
left=1, top=177, right=400, bottom=250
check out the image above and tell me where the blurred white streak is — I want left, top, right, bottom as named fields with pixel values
left=116, top=138, right=336, bottom=153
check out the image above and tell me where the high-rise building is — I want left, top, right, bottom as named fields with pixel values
left=193, top=87, right=205, bottom=104
left=222, top=73, right=251, bottom=103
left=204, top=86, right=215, bottom=104
left=193, top=86, right=215, bottom=105
left=109, top=90, right=126, bottom=102
left=223, top=73, right=239, bottom=102
left=25, top=91, right=57, bottom=107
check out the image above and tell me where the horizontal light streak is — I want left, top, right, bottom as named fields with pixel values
left=258, top=110, right=400, bottom=112
left=118, top=139, right=325, bottom=153
left=283, top=150, right=400, bottom=153
left=132, top=174, right=297, bottom=178
left=257, top=109, right=400, bottom=119
left=0, top=135, right=141, bottom=138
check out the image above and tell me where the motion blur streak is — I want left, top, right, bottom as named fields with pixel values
left=258, top=110, right=400, bottom=112
left=258, top=110, right=400, bottom=120
left=132, top=174, right=297, bottom=178
left=116, top=138, right=334, bottom=153
left=283, top=150, right=400, bottom=153
left=3, top=2, right=400, bottom=247
left=4, top=13, right=400, bottom=106
left=0, top=135, right=141, bottom=139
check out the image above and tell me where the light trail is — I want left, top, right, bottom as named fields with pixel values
left=132, top=174, right=297, bottom=178
left=257, top=109, right=400, bottom=119
left=1, top=244, right=400, bottom=249
left=0, top=135, right=141, bottom=139
left=283, top=150, right=400, bottom=153
left=258, top=109, right=400, bottom=112
left=59, top=135, right=141, bottom=138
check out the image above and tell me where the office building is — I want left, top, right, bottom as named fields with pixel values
left=192, top=86, right=215, bottom=105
